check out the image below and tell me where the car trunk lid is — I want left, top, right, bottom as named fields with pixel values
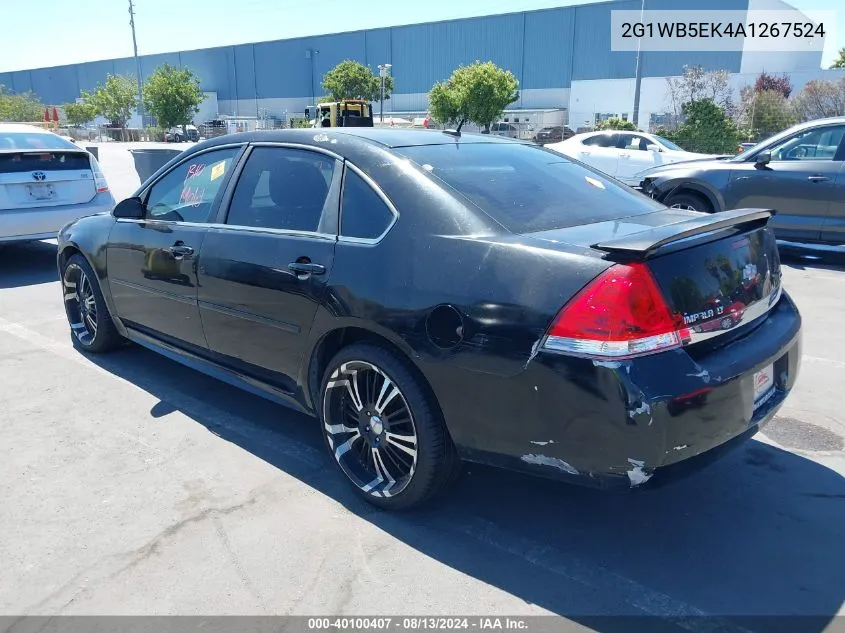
left=528, top=208, right=783, bottom=346
left=0, top=149, right=96, bottom=210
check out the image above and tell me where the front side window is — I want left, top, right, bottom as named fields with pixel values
left=618, top=134, right=650, bottom=151
left=226, top=147, right=336, bottom=232
left=340, top=169, right=395, bottom=240
left=769, top=125, right=845, bottom=161
left=144, top=147, right=240, bottom=223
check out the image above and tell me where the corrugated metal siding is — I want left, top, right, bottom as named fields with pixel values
left=77, top=60, right=116, bottom=94
left=309, top=31, right=368, bottom=98
left=233, top=44, right=256, bottom=105
left=30, top=66, right=79, bottom=104
left=392, top=13, right=524, bottom=94
left=523, top=8, right=575, bottom=90
left=364, top=28, right=391, bottom=72
left=139, top=53, right=181, bottom=83
left=572, top=0, right=639, bottom=81
left=9, top=70, right=33, bottom=94
left=179, top=47, right=236, bottom=100
left=641, top=0, right=744, bottom=76
left=2, top=0, right=754, bottom=108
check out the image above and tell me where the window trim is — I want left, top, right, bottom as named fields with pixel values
left=117, top=143, right=247, bottom=226
left=765, top=123, right=845, bottom=163
left=742, top=122, right=845, bottom=163
left=212, top=142, right=343, bottom=238
left=338, top=161, right=399, bottom=245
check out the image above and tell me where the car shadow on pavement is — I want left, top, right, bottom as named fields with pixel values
left=778, top=244, right=845, bottom=271
left=0, top=241, right=59, bottom=289
left=86, top=344, right=845, bottom=631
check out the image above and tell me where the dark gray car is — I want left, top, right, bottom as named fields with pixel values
left=638, top=117, right=845, bottom=245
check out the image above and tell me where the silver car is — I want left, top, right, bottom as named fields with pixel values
left=0, top=123, right=114, bottom=244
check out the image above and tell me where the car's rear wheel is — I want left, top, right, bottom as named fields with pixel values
left=319, top=343, right=460, bottom=510
left=664, top=191, right=713, bottom=213
left=61, top=254, right=122, bottom=353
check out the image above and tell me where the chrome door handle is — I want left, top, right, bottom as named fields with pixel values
left=807, top=175, right=829, bottom=182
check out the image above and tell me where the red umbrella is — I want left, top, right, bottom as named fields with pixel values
left=51, top=106, right=59, bottom=122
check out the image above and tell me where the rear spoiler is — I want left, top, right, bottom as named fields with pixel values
left=591, top=208, right=773, bottom=257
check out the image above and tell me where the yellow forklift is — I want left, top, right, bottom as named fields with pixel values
left=306, top=99, right=374, bottom=128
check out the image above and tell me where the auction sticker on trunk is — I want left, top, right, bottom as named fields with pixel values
left=753, top=364, right=775, bottom=409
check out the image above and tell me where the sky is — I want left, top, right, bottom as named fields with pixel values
left=0, top=0, right=842, bottom=73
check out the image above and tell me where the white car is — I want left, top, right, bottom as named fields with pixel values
left=0, top=123, right=114, bottom=245
left=546, top=130, right=715, bottom=186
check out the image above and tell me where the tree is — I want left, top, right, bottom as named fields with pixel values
left=428, top=61, right=519, bottom=132
left=143, top=64, right=206, bottom=131
left=63, top=98, right=98, bottom=127
left=660, top=98, right=742, bottom=154
left=321, top=60, right=393, bottom=103
left=88, top=74, right=137, bottom=129
left=831, top=48, right=845, bottom=69
left=596, top=117, right=636, bottom=131
left=665, top=66, right=732, bottom=117
left=0, top=85, right=46, bottom=122
left=747, top=90, right=795, bottom=139
left=754, top=72, right=792, bottom=98
left=792, top=78, right=845, bottom=121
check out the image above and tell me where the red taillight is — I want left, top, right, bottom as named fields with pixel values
left=89, top=155, right=109, bottom=193
left=543, top=262, right=691, bottom=359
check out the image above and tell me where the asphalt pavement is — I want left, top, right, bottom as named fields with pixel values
left=0, top=145, right=843, bottom=628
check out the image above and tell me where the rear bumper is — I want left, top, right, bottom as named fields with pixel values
left=455, top=292, right=802, bottom=490
left=0, top=198, right=114, bottom=242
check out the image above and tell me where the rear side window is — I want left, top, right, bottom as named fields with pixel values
left=340, top=169, right=395, bottom=240
left=582, top=134, right=617, bottom=148
left=395, top=143, right=663, bottom=233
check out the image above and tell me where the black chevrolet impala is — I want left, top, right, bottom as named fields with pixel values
left=57, top=129, right=801, bottom=510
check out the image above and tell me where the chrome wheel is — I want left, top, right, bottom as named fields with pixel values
left=63, top=263, right=98, bottom=345
left=322, top=360, right=418, bottom=498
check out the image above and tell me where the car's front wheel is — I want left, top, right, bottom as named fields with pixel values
left=664, top=191, right=713, bottom=213
left=61, top=254, right=123, bottom=353
left=319, top=343, right=460, bottom=510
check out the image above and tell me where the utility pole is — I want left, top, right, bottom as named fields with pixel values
left=378, top=64, right=391, bottom=123
left=128, top=0, right=144, bottom=128
left=631, top=0, right=646, bottom=128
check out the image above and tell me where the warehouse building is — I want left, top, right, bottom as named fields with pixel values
left=1, top=0, right=841, bottom=131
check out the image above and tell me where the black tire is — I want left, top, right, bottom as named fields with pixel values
left=61, top=253, right=123, bottom=353
left=319, top=342, right=461, bottom=510
left=664, top=191, right=713, bottom=213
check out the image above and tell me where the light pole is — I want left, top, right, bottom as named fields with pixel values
left=128, top=0, right=144, bottom=128
left=632, top=0, right=646, bottom=127
left=378, top=64, right=392, bottom=123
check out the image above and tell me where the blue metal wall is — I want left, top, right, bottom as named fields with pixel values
left=0, top=0, right=748, bottom=107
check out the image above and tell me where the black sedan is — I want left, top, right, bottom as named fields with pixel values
left=57, top=128, right=802, bottom=510
left=534, top=125, right=574, bottom=145
left=638, top=117, right=845, bottom=245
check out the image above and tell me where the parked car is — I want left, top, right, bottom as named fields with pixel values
left=57, top=129, right=800, bottom=510
left=164, top=124, right=200, bottom=143
left=0, top=123, right=113, bottom=245
left=638, top=117, right=845, bottom=245
left=534, top=125, right=575, bottom=145
left=547, top=130, right=715, bottom=186
left=487, top=122, right=519, bottom=138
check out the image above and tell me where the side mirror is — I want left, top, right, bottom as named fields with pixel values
left=755, top=151, right=771, bottom=167
left=646, top=144, right=661, bottom=153
left=113, top=196, right=145, bottom=219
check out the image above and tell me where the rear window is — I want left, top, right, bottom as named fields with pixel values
left=395, top=143, right=663, bottom=233
left=0, top=132, right=78, bottom=150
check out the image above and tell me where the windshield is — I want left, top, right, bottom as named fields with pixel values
left=395, top=142, right=664, bottom=233
left=653, top=135, right=683, bottom=151
left=0, top=132, right=78, bottom=150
